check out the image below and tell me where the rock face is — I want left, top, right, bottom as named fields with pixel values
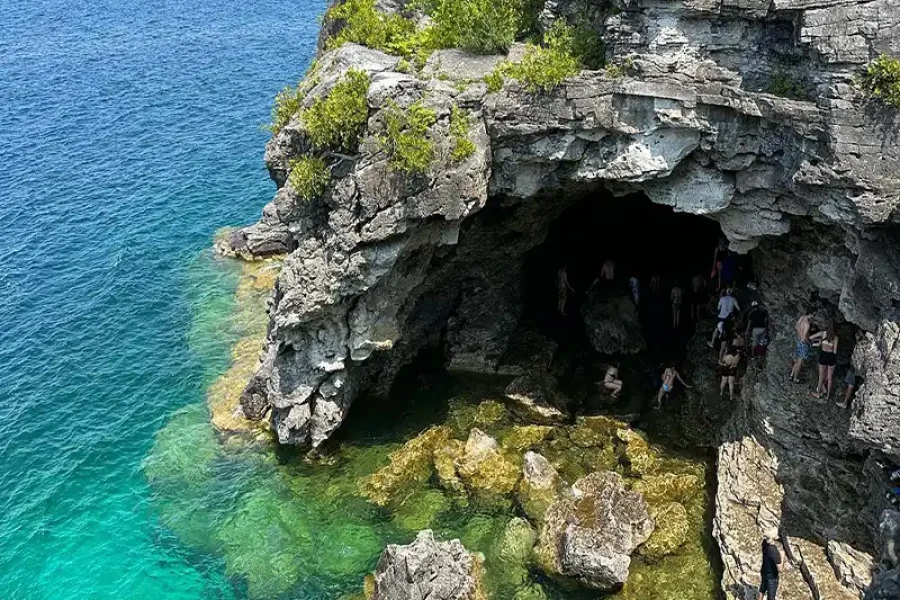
left=504, top=372, right=570, bottom=424
left=536, top=471, right=654, bottom=590
left=850, top=322, right=900, bottom=459
left=372, top=530, right=483, bottom=600
left=581, top=287, right=645, bottom=354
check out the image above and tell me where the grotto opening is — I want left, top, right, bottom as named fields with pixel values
left=205, top=0, right=900, bottom=595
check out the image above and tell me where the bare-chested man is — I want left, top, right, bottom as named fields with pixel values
left=557, top=266, right=574, bottom=316
left=790, top=313, right=814, bottom=383
left=656, top=365, right=692, bottom=409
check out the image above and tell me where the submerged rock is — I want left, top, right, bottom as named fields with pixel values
left=372, top=530, right=485, bottom=600
left=455, top=428, right=520, bottom=500
left=535, top=471, right=654, bottom=590
left=517, top=451, right=559, bottom=522
left=360, top=426, right=451, bottom=506
left=504, top=372, right=569, bottom=425
left=639, top=502, right=689, bottom=559
left=581, top=288, right=645, bottom=355
left=501, top=425, right=554, bottom=453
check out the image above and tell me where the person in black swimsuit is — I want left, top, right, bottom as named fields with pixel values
left=758, top=530, right=784, bottom=600
left=718, top=345, right=741, bottom=401
left=813, top=327, right=838, bottom=400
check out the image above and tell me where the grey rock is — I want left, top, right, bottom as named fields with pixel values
left=849, top=322, right=900, bottom=459
left=880, top=510, right=900, bottom=568
left=581, top=287, right=645, bottom=355
left=827, top=540, right=874, bottom=596
left=864, top=569, right=900, bottom=600
left=537, top=471, right=654, bottom=590
left=372, top=530, right=483, bottom=600
left=504, top=372, right=570, bottom=424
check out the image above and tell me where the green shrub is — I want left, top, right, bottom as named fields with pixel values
left=268, top=85, right=304, bottom=134
left=302, top=69, right=371, bottom=151
left=325, top=0, right=417, bottom=55
left=378, top=99, right=437, bottom=174
left=767, top=72, right=807, bottom=99
left=504, top=20, right=579, bottom=93
left=449, top=105, right=476, bottom=161
left=604, top=57, right=634, bottom=80
left=570, top=20, right=604, bottom=70
left=484, top=69, right=504, bottom=92
left=858, top=53, right=900, bottom=109
left=419, top=0, right=524, bottom=54
left=287, top=156, right=331, bottom=200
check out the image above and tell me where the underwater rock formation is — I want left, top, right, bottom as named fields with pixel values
left=372, top=530, right=485, bottom=600
left=535, top=471, right=655, bottom=590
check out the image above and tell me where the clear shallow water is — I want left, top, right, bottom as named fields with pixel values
left=0, top=0, right=323, bottom=597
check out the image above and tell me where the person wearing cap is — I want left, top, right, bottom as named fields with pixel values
left=746, top=301, right=768, bottom=353
left=759, top=530, right=784, bottom=600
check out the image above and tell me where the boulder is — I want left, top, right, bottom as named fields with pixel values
left=504, top=372, right=570, bottom=425
left=535, top=471, right=654, bottom=590
left=360, top=426, right=451, bottom=506
left=372, top=530, right=484, bottom=600
left=517, top=451, right=560, bottom=522
left=455, top=429, right=520, bottom=499
left=581, top=288, right=646, bottom=355
left=826, top=540, right=874, bottom=595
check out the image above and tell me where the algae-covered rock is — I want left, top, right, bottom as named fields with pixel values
left=392, top=488, right=451, bottom=532
left=501, top=425, right=554, bottom=453
left=568, top=425, right=611, bottom=448
left=616, top=429, right=657, bottom=476
left=372, top=530, right=485, bottom=600
left=535, top=472, right=654, bottom=590
left=456, top=428, right=520, bottom=499
left=504, top=372, right=569, bottom=424
left=579, top=415, right=630, bottom=437
left=360, top=426, right=451, bottom=506
left=513, top=583, right=549, bottom=600
left=490, top=517, right=537, bottom=589
left=631, top=473, right=701, bottom=506
left=447, top=399, right=509, bottom=436
left=433, top=438, right=466, bottom=495
left=639, top=502, right=689, bottom=559
left=517, top=451, right=559, bottom=522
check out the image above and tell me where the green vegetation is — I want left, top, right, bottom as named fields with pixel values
left=325, top=0, right=416, bottom=55
left=501, top=20, right=581, bottom=93
left=858, top=53, right=900, bottom=109
left=377, top=99, right=438, bottom=174
left=484, top=69, right=504, bottom=92
left=268, top=85, right=304, bottom=134
left=287, top=156, right=331, bottom=200
left=767, top=71, right=807, bottom=100
left=303, top=69, right=371, bottom=151
left=449, top=105, right=476, bottom=161
left=604, top=56, right=635, bottom=80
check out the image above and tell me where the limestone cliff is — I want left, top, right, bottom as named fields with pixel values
left=218, top=0, right=899, bottom=596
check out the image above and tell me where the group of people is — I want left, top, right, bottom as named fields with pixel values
left=790, top=312, right=852, bottom=404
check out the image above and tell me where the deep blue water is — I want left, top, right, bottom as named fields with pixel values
left=0, top=1, right=323, bottom=597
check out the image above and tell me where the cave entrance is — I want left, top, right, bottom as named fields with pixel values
left=523, top=188, right=731, bottom=360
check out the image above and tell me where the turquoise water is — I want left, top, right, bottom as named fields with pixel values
left=0, top=1, right=323, bottom=597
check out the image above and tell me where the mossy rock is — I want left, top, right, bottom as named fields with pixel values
left=500, top=425, right=554, bottom=453
left=631, top=473, right=701, bottom=506
left=513, top=583, right=550, bottom=600
left=517, top=452, right=559, bottom=523
left=578, top=415, right=630, bottom=437
left=392, top=488, right=451, bottom=532
left=488, top=517, right=537, bottom=590
left=639, top=502, right=689, bottom=559
left=474, top=400, right=509, bottom=427
left=359, top=426, right=451, bottom=506
left=433, top=438, right=466, bottom=495
left=456, top=429, right=521, bottom=500
left=567, top=425, right=610, bottom=448
left=616, top=428, right=658, bottom=476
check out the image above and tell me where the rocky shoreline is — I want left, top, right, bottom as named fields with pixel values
left=211, top=0, right=900, bottom=596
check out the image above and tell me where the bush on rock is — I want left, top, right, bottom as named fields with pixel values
left=287, top=156, right=331, bottom=200
left=858, top=54, right=900, bottom=109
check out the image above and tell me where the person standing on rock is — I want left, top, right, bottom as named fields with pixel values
left=690, top=272, right=707, bottom=321
left=790, top=313, right=824, bottom=384
left=601, top=259, right=616, bottom=281
left=557, top=265, right=574, bottom=317
left=629, top=274, right=640, bottom=306
left=758, top=530, right=784, bottom=600
left=710, top=237, right=729, bottom=291
left=718, top=345, right=741, bottom=401
left=709, top=288, right=740, bottom=349
left=812, top=326, right=838, bottom=400
left=671, top=282, right=684, bottom=329
left=838, top=367, right=858, bottom=409
left=655, top=364, right=691, bottom=409
left=745, top=301, right=769, bottom=355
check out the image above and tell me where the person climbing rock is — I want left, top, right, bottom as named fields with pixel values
left=839, top=367, right=858, bottom=409
left=709, top=288, right=740, bottom=348
left=790, top=312, right=815, bottom=383
left=719, top=330, right=745, bottom=363
left=601, top=363, right=623, bottom=398
left=655, top=364, right=691, bottom=409
left=719, top=345, right=741, bottom=401
left=629, top=274, right=640, bottom=306
left=557, top=265, right=574, bottom=317
left=710, top=237, right=729, bottom=291
left=690, top=272, right=706, bottom=321
left=746, top=301, right=769, bottom=353
left=650, top=274, right=662, bottom=295
left=758, top=530, right=784, bottom=600
left=812, top=326, right=838, bottom=400
left=671, top=283, right=683, bottom=329
left=601, top=259, right=615, bottom=281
